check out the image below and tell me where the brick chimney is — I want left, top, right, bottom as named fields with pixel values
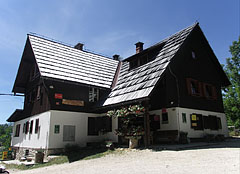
left=113, top=54, right=120, bottom=61
left=135, top=42, right=144, bottom=54
left=74, top=43, right=84, bottom=50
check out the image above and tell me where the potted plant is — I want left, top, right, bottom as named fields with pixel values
left=107, top=105, right=145, bottom=149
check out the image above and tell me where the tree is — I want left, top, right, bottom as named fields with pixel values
left=223, top=36, right=240, bottom=128
left=0, top=124, right=12, bottom=149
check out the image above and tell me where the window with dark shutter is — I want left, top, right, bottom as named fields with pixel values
left=25, top=121, right=29, bottom=134
left=63, top=125, right=75, bottom=141
left=29, top=120, right=34, bottom=134
left=14, top=124, right=21, bottom=137
left=88, top=117, right=98, bottom=136
left=150, top=115, right=160, bottom=130
left=203, top=83, right=217, bottom=100
left=162, top=113, right=168, bottom=124
left=35, top=119, right=39, bottom=133
left=186, top=78, right=202, bottom=97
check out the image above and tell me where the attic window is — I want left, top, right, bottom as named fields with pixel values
left=129, top=54, right=148, bottom=70
left=89, top=87, right=99, bottom=102
left=192, top=51, right=196, bottom=59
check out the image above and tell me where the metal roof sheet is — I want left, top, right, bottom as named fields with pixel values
left=29, top=35, right=119, bottom=88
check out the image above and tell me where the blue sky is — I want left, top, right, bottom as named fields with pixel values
left=0, top=0, right=239, bottom=124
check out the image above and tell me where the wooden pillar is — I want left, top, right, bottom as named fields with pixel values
left=143, top=101, right=150, bottom=148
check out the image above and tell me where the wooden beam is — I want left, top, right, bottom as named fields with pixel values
left=143, top=101, right=150, bottom=148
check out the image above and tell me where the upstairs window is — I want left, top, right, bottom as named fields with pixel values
left=203, top=83, right=217, bottom=100
left=89, top=87, right=99, bottom=102
left=14, top=124, right=21, bottom=137
left=186, top=78, right=202, bottom=97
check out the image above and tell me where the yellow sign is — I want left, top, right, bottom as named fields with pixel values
left=192, top=115, right=197, bottom=121
left=192, top=123, right=197, bottom=127
left=62, top=99, right=84, bottom=106
left=2, top=151, right=8, bottom=160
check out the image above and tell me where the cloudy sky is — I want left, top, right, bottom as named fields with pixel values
left=0, top=0, right=239, bottom=123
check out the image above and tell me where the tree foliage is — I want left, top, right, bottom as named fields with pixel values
left=223, top=36, right=240, bottom=128
left=0, top=124, right=12, bottom=149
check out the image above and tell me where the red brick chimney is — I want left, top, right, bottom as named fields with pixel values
left=74, top=43, right=84, bottom=50
left=135, top=42, right=144, bottom=54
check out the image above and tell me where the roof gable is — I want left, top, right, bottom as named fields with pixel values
left=28, top=35, right=119, bottom=89
left=103, top=23, right=198, bottom=106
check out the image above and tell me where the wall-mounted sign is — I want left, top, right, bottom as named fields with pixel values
left=162, top=108, right=167, bottom=113
left=55, top=93, right=63, bottom=99
left=191, top=114, right=197, bottom=121
left=62, top=99, right=84, bottom=106
left=192, top=123, right=197, bottom=127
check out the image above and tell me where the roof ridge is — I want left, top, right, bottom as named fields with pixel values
left=28, top=33, right=115, bottom=60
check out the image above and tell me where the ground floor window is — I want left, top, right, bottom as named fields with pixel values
left=192, top=114, right=222, bottom=131
left=88, top=116, right=112, bottom=136
left=54, top=125, right=60, bottom=134
left=182, top=113, right=187, bottom=123
left=63, top=125, right=75, bottom=142
left=162, top=113, right=168, bottom=124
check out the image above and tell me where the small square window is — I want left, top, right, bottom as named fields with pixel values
left=162, top=113, right=168, bottom=124
left=54, top=125, right=60, bottom=134
left=182, top=113, right=187, bottom=123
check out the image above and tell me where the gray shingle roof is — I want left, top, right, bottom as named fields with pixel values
left=103, top=23, right=197, bottom=106
left=29, top=35, right=119, bottom=88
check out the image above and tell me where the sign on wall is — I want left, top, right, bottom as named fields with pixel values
left=62, top=99, right=84, bottom=106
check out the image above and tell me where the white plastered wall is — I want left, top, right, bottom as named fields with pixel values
left=48, top=110, right=118, bottom=149
left=149, top=107, right=229, bottom=138
left=177, top=107, right=229, bottom=138
left=11, top=111, right=51, bottom=149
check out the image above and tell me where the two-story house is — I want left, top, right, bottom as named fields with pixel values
left=7, top=23, right=230, bottom=157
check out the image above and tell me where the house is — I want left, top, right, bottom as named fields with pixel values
left=7, top=23, right=230, bottom=157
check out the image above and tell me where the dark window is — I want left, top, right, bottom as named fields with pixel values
left=23, top=123, right=26, bottom=133
left=150, top=115, right=160, bottom=131
left=89, top=88, right=99, bottom=102
left=191, top=51, right=196, bottom=59
left=182, top=113, right=187, bottom=123
left=186, top=78, right=202, bottom=97
left=54, top=125, right=60, bottom=134
left=203, top=83, right=217, bottom=100
left=203, top=116, right=211, bottom=129
left=140, top=55, right=148, bottom=65
left=25, top=121, right=29, bottom=134
left=217, top=118, right=222, bottom=129
left=14, top=124, right=21, bottom=137
left=29, top=120, right=34, bottom=134
left=63, top=125, right=75, bottom=141
left=190, top=114, right=203, bottom=130
left=88, top=117, right=98, bottom=136
left=37, top=86, right=41, bottom=100
left=162, top=113, right=168, bottom=124
left=208, top=115, right=218, bottom=130
left=35, top=119, right=39, bottom=133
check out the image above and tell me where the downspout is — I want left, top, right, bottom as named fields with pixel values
left=168, top=64, right=181, bottom=139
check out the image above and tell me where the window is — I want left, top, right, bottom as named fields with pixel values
left=23, top=123, right=26, bottom=133
left=162, top=113, right=168, bottom=124
left=217, top=118, right=222, bottom=129
left=54, top=125, right=60, bottom=134
left=190, top=114, right=203, bottom=130
left=130, top=59, right=138, bottom=69
left=203, top=83, right=217, bottom=100
left=186, top=78, right=202, bottom=97
left=182, top=113, right=187, bottom=123
left=150, top=115, right=160, bottom=130
left=89, top=87, right=99, bottom=102
left=25, top=121, right=29, bottom=134
left=63, top=125, right=75, bottom=141
left=37, top=86, right=41, bottom=100
left=88, top=117, right=99, bottom=135
left=14, top=124, right=21, bottom=137
left=192, top=51, right=196, bottom=59
left=88, top=117, right=112, bottom=136
left=29, top=120, right=34, bottom=134
left=35, top=119, right=39, bottom=133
